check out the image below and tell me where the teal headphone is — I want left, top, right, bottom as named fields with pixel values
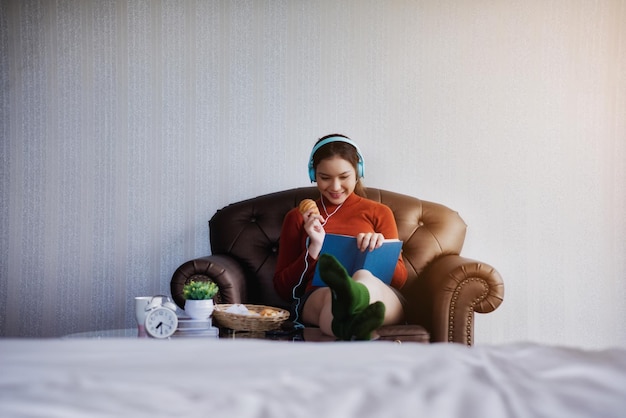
left=308, top=136, right=365, bottom=182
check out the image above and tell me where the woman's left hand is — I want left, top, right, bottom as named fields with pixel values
left=355, top=232, right=385, bottom=252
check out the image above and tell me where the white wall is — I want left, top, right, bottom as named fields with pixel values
left=1, top=0, right=625, bottom=348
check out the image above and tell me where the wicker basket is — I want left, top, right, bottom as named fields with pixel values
left=212, top=304, right=289, bottom=332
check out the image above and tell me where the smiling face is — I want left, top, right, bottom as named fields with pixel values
left=315, top=156, right=357, bottom=205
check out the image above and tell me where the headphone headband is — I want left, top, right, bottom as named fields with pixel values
left=308, top=136, right=364, bottom=182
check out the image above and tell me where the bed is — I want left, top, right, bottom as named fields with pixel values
left=1, top=338, right=625, bottom=417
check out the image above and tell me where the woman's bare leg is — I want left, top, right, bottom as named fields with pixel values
left=302, top=269, right=404, bottom=338
left=302, top=288, right=334, bottom=336
left=352, top=269, right=405, bottom=325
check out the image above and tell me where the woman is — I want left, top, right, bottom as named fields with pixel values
left=273, top=134, right=408, bottom=340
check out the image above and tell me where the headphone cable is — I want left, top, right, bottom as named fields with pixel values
left=291, top=239, right=310, bottom=329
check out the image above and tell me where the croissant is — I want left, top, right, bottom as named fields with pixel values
left=259, top=308, right=278, bottom=317
left=298, top=199, right=320, bottom=216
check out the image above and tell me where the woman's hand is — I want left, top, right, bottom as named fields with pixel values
left=302, top=210, right=326, bottom=258
left=355, top=232, right=385, bottom=252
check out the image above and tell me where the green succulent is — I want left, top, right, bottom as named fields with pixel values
left=182, top=280, right=219, bottom=300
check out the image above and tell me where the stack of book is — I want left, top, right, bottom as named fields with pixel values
left=173, top=317, right=219, bottom=338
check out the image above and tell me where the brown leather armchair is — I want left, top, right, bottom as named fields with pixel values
left=171, top=187, right=504, bottom=345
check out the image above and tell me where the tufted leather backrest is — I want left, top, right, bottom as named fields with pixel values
left=208, top=187, right=467, bottom=310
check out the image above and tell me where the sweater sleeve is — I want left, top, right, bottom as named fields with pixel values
left=273, top=209, right=317, bottom=302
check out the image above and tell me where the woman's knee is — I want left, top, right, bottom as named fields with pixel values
left=353, top=270, right=404, bottom=322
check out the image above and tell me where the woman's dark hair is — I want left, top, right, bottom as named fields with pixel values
left=312, top=134, right=367, bottom=197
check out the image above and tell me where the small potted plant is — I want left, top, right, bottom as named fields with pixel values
left=183, top=280, right=219, bottom=320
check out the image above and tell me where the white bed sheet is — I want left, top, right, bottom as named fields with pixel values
left=1, top=338, right=625, bottom=418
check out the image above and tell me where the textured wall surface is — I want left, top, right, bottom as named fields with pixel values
left=1, top=0, right=625, bottom=347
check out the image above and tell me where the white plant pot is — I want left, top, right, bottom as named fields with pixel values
left=184, top=299, right=214, bottom=320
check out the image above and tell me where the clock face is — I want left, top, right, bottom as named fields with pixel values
left=145, top=307, right=178, bottom=339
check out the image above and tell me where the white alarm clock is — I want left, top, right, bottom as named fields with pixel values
left=144, top=295, right=178, bottom=339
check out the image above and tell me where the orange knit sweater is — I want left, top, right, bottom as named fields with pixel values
left=273, top=192, right=407, bottom=302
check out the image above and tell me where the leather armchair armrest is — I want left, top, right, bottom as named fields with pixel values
left=170, top=255, right=248, bottom=309
left=426, top=255, right=504, bottom=344
left=403, top=255, right=504, bottom=345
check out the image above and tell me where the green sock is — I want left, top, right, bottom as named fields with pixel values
left=332, top=301, right=386, bottom=341
left=318, top=254, right=370, bottom=320
left=318, top=254, right=386, bottom=341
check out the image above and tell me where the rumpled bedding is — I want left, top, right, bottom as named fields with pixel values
left=1, top=338, right=625, bottom=418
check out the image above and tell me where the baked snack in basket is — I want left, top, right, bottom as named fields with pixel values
left=213, top=304, right=289, bottom=332
left=259, top=308, right=279, bottom=318
left=298, top=199, right=319, bottom=216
